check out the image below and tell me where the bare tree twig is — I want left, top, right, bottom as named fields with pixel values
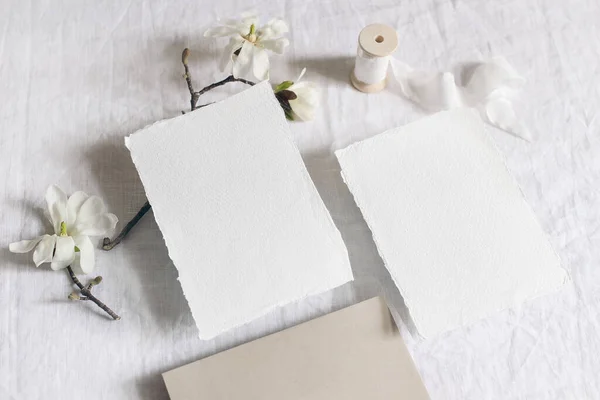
left=182, top=48, right=199, bottom=111
left=66, top=266, right=121, bottom=320
left=182, top=48, right=254, bottom=111
left=102, top=48, right=256, bottom=251
left=102, top=201, right=151, bottom=250
left=195, top=75, right=255, bottom=100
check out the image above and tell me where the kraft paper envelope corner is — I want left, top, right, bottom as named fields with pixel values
left=336, top=108, right=569, bottom=339
left=162, top=297, right=430, bottom=400
left=126, top=81, right=353, bottom=340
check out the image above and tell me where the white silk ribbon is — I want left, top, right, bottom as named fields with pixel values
left=390, top=57, right=531, bottom=141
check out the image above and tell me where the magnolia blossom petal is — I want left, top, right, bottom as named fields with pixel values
left=75, top=213, right=118, bottom=237
left=252, top=46, right=270, bottom=81
left=220, top=37, right=244, bottom=71
left=289, top=81, right=319, bottom=120
left=216, top=12, right=258, bottom=36
left=291, top=81, right=318, bottom=99
left=233, top=41, right=255, bottom=80
left=268, top=18, right=288, bottom=35
left=235, top=21, right=256, bottom=36
left=51, top=236, right=75, bottom=270
left=66, top=191, right=89, bottom=227
left=296, top=67, right=307, bottom=82
left=78, top=195, right=107, bottom=219
left=73, top=235, right=95, bottom=274
left=33, top=235, right=56, bottom=267
left=46, top=185, right=68, bottom=234
left=9, top=237, right=43, bottom=253
left=259, top=18, right=288, bottom=40
left=261, top=38, right=289, bottom=55
left=289, top=101, right=315, bottom=120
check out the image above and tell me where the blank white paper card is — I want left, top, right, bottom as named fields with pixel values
left=336, top=109, right=568, bottom=338
left=127, top=82, right=353, bottom=339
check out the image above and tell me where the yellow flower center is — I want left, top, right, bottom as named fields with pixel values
left=59, top=221, right=68, bottom=236
left=245, top=24, right=258, bottom=43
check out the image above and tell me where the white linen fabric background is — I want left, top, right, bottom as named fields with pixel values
left=0, top=0, right=598, bottom=399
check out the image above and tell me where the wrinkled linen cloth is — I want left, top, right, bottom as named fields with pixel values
left=1, top=0, right=599, bottom=399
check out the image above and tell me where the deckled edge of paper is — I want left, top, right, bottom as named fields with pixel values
left=180, top=81, right=354, bottom=339
left=335, top=154, right=426, bottom=339
left=125, top=83, right=272, bottom=340
left=192, top=271, right=355, bottom=340
left=335, top=109, right=569, bottom=339
left=126, top=82, right=353, bottom=340
left=125, top=124, right=207, bottom=340
left=473, top=109, right=572, bottom=291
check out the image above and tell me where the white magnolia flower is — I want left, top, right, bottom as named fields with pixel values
left=204, top=12, right=290, bottom=81
left=9, top=185, right=118, bottom=273
left=274, top=68, right=319, bottom=121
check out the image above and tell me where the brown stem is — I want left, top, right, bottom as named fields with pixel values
left=195, top=75, right=255, bottom=98
left=66, top=266, right=121, bottom=320
left=181, top=48, right=255, bottom=111
left=102, top=200, right=151, bottom=250
left=103, top=50, right=257, bottom=251
left=182, top=48, right=199, bottom=111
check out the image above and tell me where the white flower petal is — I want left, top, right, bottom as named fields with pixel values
left=252, top=46, right=270, bottom=81
left=50, top=261, right=71, bottom=271
left=289, top=101, right=315, bottom=121
left=33, top=235, right=56, bottom=267
left=291, top=82, right=319, bottom=102
left=66, top=191, right=89, bottom=227
left=73, top=235, right=95, bottom=274
left=204, top=25, right=240, bottom=38
left=75, top=213, right=118, bottom=237
left=51, top=236, right=75, bottom=270
left=233, top=14, right=259, bottom=36
left=207, top=12, right=261, bottom=39
left=68, top=263, right=85, bottom=275
left=260, top=18, right=288, bottom=40
left=45, top=185, right=68, bottom=234
left=77, top=195, right=108, bottom=222
left=289, top=82, right=319, bottom=121
left=296, top=67, right=307, bottom=82
left=220, top=37, right=244, bottom=71
left=261, top=38, right=289, bottom=55
left=233, top=41, right=255, bottom=80
left=9, top=237, right=43, bottom=253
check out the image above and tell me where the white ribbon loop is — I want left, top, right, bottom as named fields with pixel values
left=390, top=57, right=531, bottom=141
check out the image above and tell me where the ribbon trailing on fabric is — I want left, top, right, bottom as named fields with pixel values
left=389, top=57, right=530, bottom=141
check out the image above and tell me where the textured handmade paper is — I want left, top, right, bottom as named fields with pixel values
left=126, top=82, right=353, bottom=340
left=336, top=109, right=568, bottom=338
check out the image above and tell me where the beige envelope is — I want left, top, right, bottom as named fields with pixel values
left=162, top=297, right=430, bottom=400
